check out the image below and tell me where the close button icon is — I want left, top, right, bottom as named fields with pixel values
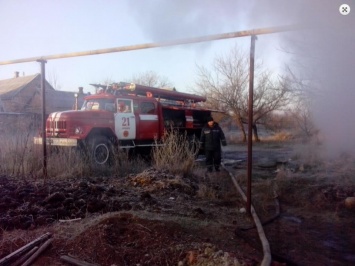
left=339, top=4, right=351, bottom=15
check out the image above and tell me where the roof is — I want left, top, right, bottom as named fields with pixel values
left=0, top=73, right=85, bottom=113
left=46, top=90, right=85, bottom=111
left=0, top=74, right=40, bottom=99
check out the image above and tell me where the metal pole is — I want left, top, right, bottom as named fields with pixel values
left=74, top=94, right=78, bottom=110
left=247, top=35, right=257, bottom=214
left=0, top=25, right=302, bottom=65
left=37, top=60, right=47, bottom=178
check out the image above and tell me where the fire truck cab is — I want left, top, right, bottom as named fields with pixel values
left=34, top=82, right=216, bottom=165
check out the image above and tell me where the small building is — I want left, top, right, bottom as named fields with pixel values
left=0, top=72, right=85, bottom=115
left=0, top=72, right=86, bottom=133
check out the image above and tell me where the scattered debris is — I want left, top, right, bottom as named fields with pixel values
left=22, top=238, right=52, bottom=266
left=0, top=232, right=52, bottom=266
left=60, top=254, right=100, bottom=266
left=344, top=197, right=355, bottom=210
left=59, top=218, right=82, bottom=223
left=12, top=246, right=38, bottom=266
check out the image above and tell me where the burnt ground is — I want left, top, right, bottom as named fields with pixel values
left=0, top=142, right=355, bottom=266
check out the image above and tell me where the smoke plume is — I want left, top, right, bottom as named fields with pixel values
left=128, top=0, right=355, bottom=156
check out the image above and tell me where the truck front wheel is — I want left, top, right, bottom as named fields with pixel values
left=90, top=136, right=114, bottom=165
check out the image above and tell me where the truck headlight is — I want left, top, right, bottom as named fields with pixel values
left=74, top=127, right=83, bottom=134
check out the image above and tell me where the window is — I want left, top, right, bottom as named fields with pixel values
left=81, top=99, right=115, bottom=111
left=141, top=102, right=155, bottom=114
left=117, top=99, right=133, bottom=113
left=104, top=103, right=115, bottom=112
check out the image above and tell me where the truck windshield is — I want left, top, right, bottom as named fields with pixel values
left=81, top=99, right=115, bottom=112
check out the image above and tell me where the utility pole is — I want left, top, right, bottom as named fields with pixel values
left=247, top=35, right=257, bottom=214
left=37, top=59, right=47, bottom=179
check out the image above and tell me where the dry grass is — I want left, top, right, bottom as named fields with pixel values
left=0, top=131, right=41, bottom=177
left=45, top=147, right=90, bottom=179
left=290, top=141, right=324, bottom=166
left=222, top=139, right=355, bottom=219
left=225, top=129, right=295, bottom=144
left=261, top=131, right=294, bottom=142
left=0, top=129, right=148, bottom=180
left=193, top=167, right=238, bottom=200
left=259, top=153, right=355, bottom=212
left=108, top=149, right=148, bottom=178
left=152, top=130, right=196, bottom=176
left=0, top=126, right=199, bottom=180
left=0, top=125, right=198, bottom=180
left=196, top=183, right=218, bottom=199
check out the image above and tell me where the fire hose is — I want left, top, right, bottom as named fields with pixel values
left=221, top=163, right=272, bottom=266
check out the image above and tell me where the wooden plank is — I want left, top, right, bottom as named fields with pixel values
left=12, top=246, right=38, bottom=266
left=0, top=232, right=51, bottom=266
left=60, top=255, right=100, bottom=266
left=22, top=238, right=53, bottom=266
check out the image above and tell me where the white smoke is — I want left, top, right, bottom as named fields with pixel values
left=128, top=0, right=355, bottom=156
left=128, top=0, right=253, bottom=40
left=276, top=1, right=355, bottom=157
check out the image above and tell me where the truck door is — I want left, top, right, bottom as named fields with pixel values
left=137, top=101, right=159, bottom=140
left=114, top=99, right=136, bottom=140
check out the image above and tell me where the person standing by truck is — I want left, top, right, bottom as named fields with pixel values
left=200, top=116, right=227, bottom=173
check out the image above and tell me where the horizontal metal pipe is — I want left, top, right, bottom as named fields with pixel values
left=0, top=24, right=302, bottom=65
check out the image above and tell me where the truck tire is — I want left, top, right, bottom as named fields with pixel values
left=90, top=136, right=114, bottom=165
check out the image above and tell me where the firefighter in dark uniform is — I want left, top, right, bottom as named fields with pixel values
left=200, top=116, right=227, bottom=172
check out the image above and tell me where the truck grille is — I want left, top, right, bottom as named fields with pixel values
left=54, top=121, right=66, bottom=129
left=47, top=120, right=67, bottom=133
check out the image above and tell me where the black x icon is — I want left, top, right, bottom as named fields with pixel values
left=342, top=7, right=348, bottom=13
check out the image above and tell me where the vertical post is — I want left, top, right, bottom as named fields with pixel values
left=247, top=35, right=257, bottom=214
left=37, top=59, right=47, bottom=178
left=74, top=93, right=78, bottom=110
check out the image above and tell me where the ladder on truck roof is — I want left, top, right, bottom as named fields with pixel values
left=90, top=82, right=206, bottom=103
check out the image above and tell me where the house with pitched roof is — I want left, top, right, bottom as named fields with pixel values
left=0, top=72, right=86, bottom=133
left=0, top=72, right=86, bottom=114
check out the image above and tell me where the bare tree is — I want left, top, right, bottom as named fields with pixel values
left=195, top=44, right=292, bottom=142
left=289, top=97, right=317, bottom=139
left=284, top=66, right=318, bottom=139
left=47, top=70, right=62, bottom=90
left=131, top=71, right=173, bottom=88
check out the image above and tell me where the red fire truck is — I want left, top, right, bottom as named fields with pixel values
left=34, top=82, right=216, bottom=165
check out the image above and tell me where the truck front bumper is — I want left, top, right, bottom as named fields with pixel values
left=34, top=137, right=78, bottom=147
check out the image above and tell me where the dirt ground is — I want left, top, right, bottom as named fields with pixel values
left=0, top=142, right=354, bottom=266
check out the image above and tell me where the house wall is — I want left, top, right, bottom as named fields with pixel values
left=0, top=74, right=87, bottom=143
left=0, top=113, right=40, bottom=135
left=0, top=74, right=65, bottom=114
left=2, top=86, right=40, bottom=113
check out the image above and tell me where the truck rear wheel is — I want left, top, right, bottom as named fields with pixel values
left=90, top=136, right=114, bottom=165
